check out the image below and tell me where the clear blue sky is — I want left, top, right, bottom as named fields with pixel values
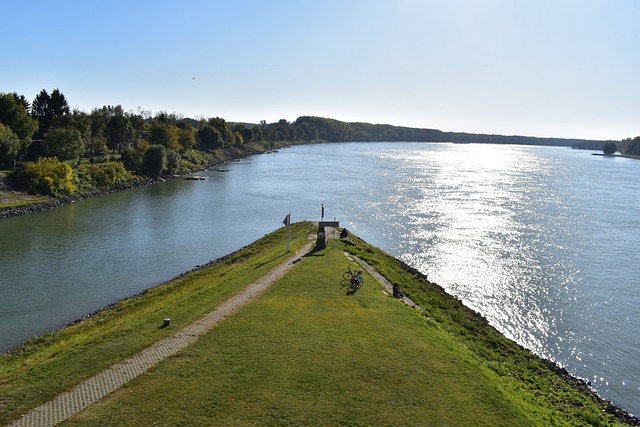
left=2, top=0, right=638, bottom=140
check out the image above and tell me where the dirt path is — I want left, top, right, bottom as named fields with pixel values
left=6, top=241, right=314, bottom=427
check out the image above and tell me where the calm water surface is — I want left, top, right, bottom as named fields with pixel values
left=0, top=142, right=638, bottom=414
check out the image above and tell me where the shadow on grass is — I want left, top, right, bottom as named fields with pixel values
left=253, top=252, right=288, bottom=270
left=345, top=288, right=359, bottom=296
left=304, top=242, right=338, bottom=257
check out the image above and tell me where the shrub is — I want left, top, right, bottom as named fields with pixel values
left=142, top=144, right=166, bottom=176
left=166, top=149, right=181, bottom=172
left=76, top=162, right=131, bottom=188
left=16, top=157, right=75, bottom=196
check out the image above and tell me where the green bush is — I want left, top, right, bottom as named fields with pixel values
left=15, top=157, right=75, bottom=196
left=166, top=149, right=180, bottom=172
left=76, top=162, right=132, bottom=188
left=141, top=144, right=166, bottom=176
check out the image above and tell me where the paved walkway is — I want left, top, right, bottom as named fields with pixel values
left=7, top=242, right=314, bottom=427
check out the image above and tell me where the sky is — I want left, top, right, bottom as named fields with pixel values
left=2, top=0, right=639, bottom=140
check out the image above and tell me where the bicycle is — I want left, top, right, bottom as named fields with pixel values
left=340, top=265, right=363, bottom=291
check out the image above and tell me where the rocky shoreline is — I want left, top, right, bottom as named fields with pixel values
left=0, top=142, right=288, bottom=220
left=0, top=177, right=163, bottom=220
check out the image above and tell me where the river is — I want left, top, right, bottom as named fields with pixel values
left=0, top=142, right=638, bottom=414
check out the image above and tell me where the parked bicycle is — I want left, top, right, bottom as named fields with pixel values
left=340, top=265, right=363, bottom=291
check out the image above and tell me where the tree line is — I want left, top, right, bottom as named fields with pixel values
left=0, top=89, right=314, bottom=195
left=0, top=89, right=290, bottom=167
left=292, top=116, right=620, bottom=149
left=1, top=89, right=635, bottom=195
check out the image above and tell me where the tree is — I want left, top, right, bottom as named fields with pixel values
left=43, top=128, right=85, bottom=161
left=149, top=120, right=179, bottom=151
left=0, top=92, right=38, bottom=157
left=11, top=92, right=30, bottom=112
left=49, top=89, right=70, bottom=117
left=120, top=147, right=139, bottom=172
left=128, top=113, right=146, bottom=146
left=0, top=124, right=20, bottom=165
left=197, top=125, right=223, bottom=150
left=252, top=126, right=263, bottom=142
left=603, top=142, right=617, bottom=155
left=166, top=148, right=180, bottom=172
left=142, top=144, right=166, bottom=176
left=178, top=127, right=196, bottom=150
left=89, top=106, right=114, bottom=138
left=232, top=131, right=244, bottom=145
left=31, top=88, right=70, bottom=139
left=208, top=117, right=231, bottom=145
left=239, top=127, right=254, bottom=144
left=31, top=89, right=51, bottom=137
left=121, top=141, right=149, bottom=172
left=87, top=133, right=107, bottom=157
left=105, top=115, right=132, bottom=153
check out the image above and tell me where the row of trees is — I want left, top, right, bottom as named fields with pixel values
left=0, top=89, right=300, bottom=196
left=619, top=137, right=640, bottom=156
left=0, top=89, right=317, bottom=176
left=292, top=116, right=620, bottom=148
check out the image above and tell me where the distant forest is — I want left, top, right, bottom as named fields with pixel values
left=291, top=116, right=613, bottom=149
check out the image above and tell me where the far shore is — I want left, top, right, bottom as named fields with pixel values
left=0, top=141, right=295, bottom=220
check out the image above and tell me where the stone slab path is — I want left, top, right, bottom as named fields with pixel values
left=7, top=241, right=314, bottom=427
left=342, top=251, right=423, bottom=311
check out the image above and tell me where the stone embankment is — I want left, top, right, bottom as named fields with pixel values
left=0, top=177, right=161, bottom=220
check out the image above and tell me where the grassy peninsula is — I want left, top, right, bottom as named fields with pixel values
left=0, top=222, right=633, bottom=426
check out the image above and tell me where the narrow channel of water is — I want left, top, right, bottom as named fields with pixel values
left=1, top=142, right=638, bottom=414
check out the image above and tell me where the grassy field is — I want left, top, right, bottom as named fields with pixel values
left=0, top=172, right=51, bottom=209
left=0, top=222, right=628, bottom=426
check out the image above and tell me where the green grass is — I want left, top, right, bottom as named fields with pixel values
left=0, top=195, right=51, bottom=209
left=65, top=243, right=533, bottom=427
left=0, top=225, right=627, bottom=426
left=0, top=222, right=316, bottom=424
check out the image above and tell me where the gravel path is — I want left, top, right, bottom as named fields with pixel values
left=6, top=241, right=314, bottom=427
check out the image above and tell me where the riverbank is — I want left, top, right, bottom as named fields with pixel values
left=592, top=153, right=640, bottom=160
left=0, top=222, right=636, bottom=425
left=0, top=141, right=295, bottom=220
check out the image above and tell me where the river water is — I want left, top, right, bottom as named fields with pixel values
left=1, top=142, right=638, bottom=414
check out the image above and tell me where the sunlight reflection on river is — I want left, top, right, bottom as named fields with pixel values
left=378, top=144, right=564, bottom=353
left=345, top=143, right=639, bottom=415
